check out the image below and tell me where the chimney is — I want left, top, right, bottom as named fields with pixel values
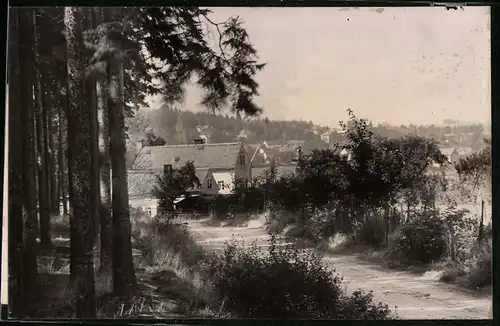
left=136, top=140, right=143, bottom=151
left=164, top=164, right=172, bottom=177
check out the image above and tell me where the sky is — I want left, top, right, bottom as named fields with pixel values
left=145, top=6, right=491, bottom=127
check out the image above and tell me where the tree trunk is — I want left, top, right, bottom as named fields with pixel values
left=67, top=70, right=77, bottom=287
left=46, top=82, right=59, bottom=215
left=384, top=202, right=389, bottom=247
left=97, top=70, right=113, bottom=278
left=33, top=11, right=51, bottom=249
left=64, top=6, right=97, bottom=318
left=56, top=83, right=68, bottom=216
left=7, top=8, right=25, bottom=317
left=83, top=6, right=101, bottom=257
left=43, top=85, right=55, bottom=215
left=446, top=220, right=457, bottom=262
left=88, top=76, right=100, bottom=248
left=92, top=7, right=113, bottom=287
left=478, top=199, right=485, bottom=244
left=109, top=58, right=138, bottom=298
left=18, top=8, right=39, bottom=311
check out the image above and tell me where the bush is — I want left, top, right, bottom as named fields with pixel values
left=135, top=216, right=206, bottom=270
left=338, top=290, right=394, bottom=320
left=304, top=209, right=337, bottom=240
left=203, top=236, right=395, bottom=319
left=453, top=215, right=480, bottom=263
left=466, top=240, right=492, bottom=289
left=389, top=213, right=448, bottom=264
left=356, top=212, right=386, bottom=248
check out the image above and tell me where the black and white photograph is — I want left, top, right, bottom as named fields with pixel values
left=3, top=5, right=492, bottom=320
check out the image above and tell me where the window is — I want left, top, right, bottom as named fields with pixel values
left=164, top=164, right=172, bottom=176
left=207, top=178, right=213, bottom=189
left=239, top=154, right=246, bottom=166
left=218, top=181, right=225, bottom=189
left=145, top=207, right=152, bottom=216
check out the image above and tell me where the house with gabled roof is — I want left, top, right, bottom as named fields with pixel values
left=128, top=167, right=220, bottom=216
left=132, top=138, right=252, bottom=187
left=127, top=137, right=254, bottom=213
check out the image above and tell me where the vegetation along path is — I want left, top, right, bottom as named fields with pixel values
left=187, top=218, right=491, bottom=320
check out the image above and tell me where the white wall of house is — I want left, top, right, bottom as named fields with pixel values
left=196, top=173, right=220, bottom=196
left=212, top=171, right=234, bottom=194
left=129, top=197, right=159, bottom=217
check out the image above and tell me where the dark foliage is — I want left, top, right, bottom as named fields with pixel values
left=203, top=236, right=394, bottom=319
left=389, top=213, right=448, bottom=264
left=137, top=8, right=265, bottom=117
left=144, top=130, right=166, bottom=146
left=152, top=161, right=201, bottom=215
left=455, top=139, right=491, bottom=187
left=257, top=110, right=447, bottom=240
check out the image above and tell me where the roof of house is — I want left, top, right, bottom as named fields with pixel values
left=128, top=170, right=159, bottom=197
left=132, top=142, right=244, bottom=170
left=195, top=168, right=210, bottom=182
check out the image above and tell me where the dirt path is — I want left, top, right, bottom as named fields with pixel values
left=187, top=219, right=491, bottom=320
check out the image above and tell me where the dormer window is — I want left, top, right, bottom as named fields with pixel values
left=239, top=154, right=246, bottom=166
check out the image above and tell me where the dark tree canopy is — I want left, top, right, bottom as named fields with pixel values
left=153, top=161, right=201, bottom=214
left=137, top=8, right=266, bottom=116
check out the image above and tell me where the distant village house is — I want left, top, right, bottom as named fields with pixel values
left=128, top=136, right=253, bottom=214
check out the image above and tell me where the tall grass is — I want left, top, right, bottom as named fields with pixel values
left=128, top=211, right=226, bottom=317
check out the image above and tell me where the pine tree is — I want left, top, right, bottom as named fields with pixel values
left=33, top=9, right=52, bottom=249
left=8, top=7, right=25, bottom=317
left=18, top=8, right=39, bottom=312
left=64, top=6, right=97, bottom=317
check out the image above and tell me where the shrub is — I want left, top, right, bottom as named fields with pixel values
left=338, top=290, right=394, bottom=320
left=452, top=214, right=482, bottom=263
left=203, top=236, right=394, bottom=319
left=356, top=212, right=386, bottom=248
left=135, top=216, right=206, bottom=270
left=304, top=208, right=337, bottom=240
left=466, top=240, right=492, bottom=289
left=389, top=213, right=448, bottom=264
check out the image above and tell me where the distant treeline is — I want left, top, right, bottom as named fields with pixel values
left=125, top=107, right=487, bottom=158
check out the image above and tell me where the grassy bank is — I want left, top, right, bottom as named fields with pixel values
left=33, top=210, right=399, bottom=319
